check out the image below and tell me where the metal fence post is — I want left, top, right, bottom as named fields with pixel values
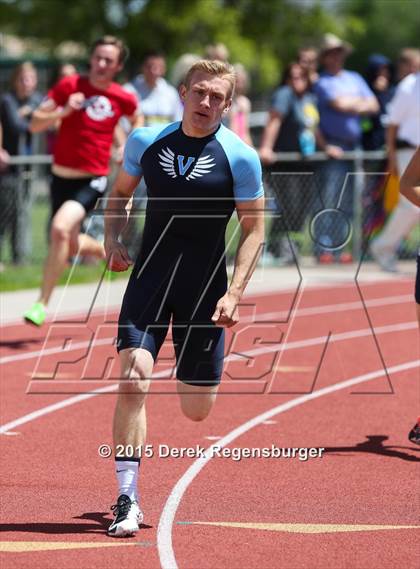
left=352, top=148, right=364, bottom=261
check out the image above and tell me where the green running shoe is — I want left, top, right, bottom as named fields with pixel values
left=23, top=302, right=46, bottom=326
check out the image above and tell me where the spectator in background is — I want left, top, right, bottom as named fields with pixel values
left=0, top=122, right=10, bottom=171
left=226, top=63, right=253, bottom=146
left=360, top=55, right=396, bottom=248
left=313, top=33, right=379, bottom=264
left=298, top=46, right=319, bottom=86
left=170, top=53, right=201, bottom=90
left=123, top=52, right=182, bottom=127
left=0, top=122, right=10, bottom=271
left=204, top=43, right=230, bottom=63
left=58, top=63, right=77, bottom=79
left=369, top=70, right=420, bottom=272
left=0, top=62, right=43, bottom=265
left=362, top=54, right=395, bottom=151
left=396, top=48, right=420, bottom=81
left=360, top=49, right=418, bottom=249
left=0, top=122, right=10, bottom=272
left=259, top=62, right=320, bottom=264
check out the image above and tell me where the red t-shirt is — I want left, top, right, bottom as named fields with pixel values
left=49, top=74, right=137, bottom=175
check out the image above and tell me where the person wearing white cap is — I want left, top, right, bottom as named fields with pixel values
left=369, top=70, right=420, bottom=272
left=313, top=33, right=379, bottom=263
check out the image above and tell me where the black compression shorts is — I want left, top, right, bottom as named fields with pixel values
left=50, top=174, right=107, bottom=217
left=117, top=239, right=226, bottom=387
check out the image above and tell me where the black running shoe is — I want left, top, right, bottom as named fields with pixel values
left=408, top=419, right=420, bottom=446
left=108, top=494, right=143, bottom=537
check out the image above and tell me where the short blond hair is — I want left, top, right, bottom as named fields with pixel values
left=184, top=59, right=236, bottom=99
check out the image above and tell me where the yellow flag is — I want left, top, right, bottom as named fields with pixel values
left=383, top=173, right=400, bottom=213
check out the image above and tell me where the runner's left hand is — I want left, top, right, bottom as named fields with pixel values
left=105, top=239, right=133, bottom=272
left=211, top=293, right=239, bottom=328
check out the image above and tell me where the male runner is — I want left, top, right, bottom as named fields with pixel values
left=104, top=60, right=265, bottom=536
left=399, top=147, right=420, bottom=445
left=24, top=36, right=141, bottom=326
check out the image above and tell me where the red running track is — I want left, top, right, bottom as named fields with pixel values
left=0, top=278, right=419, bottom=568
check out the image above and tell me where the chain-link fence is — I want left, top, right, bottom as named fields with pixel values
left=0, top=154, right=51, bottom=266
left=263, top=150, right=418, bottom=264
left=0, top=151, right=418, bottom=270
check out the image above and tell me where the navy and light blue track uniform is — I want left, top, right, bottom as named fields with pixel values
left=118, top=121, right=263, bottom=386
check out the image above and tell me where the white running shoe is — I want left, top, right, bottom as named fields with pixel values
left=108, top=494, right=143, bottom=537
left=370, top=240, right=398, bottom=272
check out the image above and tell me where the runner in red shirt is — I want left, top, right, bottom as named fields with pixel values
left=24, top=36, right=142, bottom=326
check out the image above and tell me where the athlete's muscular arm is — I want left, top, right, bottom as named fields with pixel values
left=212, top=196, right=265, bottom=327
left=399, top=147, right=420, bottom=207
left=30, top=93, right=85, bottom=133
left=104, top=169, right=141, bottom=271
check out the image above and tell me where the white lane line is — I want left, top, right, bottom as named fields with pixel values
left=2, top=278, right=410, bottom=327
left=0, top=320, right=417, bottom=435
left=255, top=294, right=411, bottom=322
left=0, top=337, right=112, bottom=365
left=0, top=294, right=411, bottom=365
left=156, top=359, right=419, bottom=569
left=0, top=384, right=117, bottom=435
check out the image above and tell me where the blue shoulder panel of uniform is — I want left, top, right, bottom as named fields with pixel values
left=123, top=121, right=181, bottom=177
left=215, top=124, right=264, bottom=201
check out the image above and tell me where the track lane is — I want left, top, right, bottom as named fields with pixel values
left=0, top=280, right=418, bottom=569
left=0, top=286, right=415, bottom=427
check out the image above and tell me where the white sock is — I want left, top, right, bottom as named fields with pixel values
left=115, top=459, right=140, bottom=502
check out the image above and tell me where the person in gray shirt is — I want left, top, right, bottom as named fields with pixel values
left=259, top=61, right=320, bottom=264
left=0, top=62, right=43, bottom=264
left=124, top=52, right=183, bottom=127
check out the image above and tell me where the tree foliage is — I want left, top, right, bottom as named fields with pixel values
left=339, top=0, right=420, bottom=70
left=0, top=0, right=418, bottom=92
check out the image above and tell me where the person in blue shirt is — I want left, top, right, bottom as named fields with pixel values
left=259, top=61, right=320, bottom=265
left=312, top=34, right=379, bottom=263
left=104, top=59, right=265, bottom=537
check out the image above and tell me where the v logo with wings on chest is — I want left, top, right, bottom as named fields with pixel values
left=158, top=147, right=216, bottom=181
